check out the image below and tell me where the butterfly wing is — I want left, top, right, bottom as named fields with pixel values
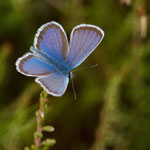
left=16, top=53, right=56, bottom=77
left=67, top=24, right=104, bottom=69
left=35, top=73, right=69, bottom=96
left=34, top=21, right=69, bottom=61
left=16, top=53, right=69, bottom=96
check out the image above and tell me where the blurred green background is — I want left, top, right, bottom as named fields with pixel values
left=0, top=0, right=150, bottom=150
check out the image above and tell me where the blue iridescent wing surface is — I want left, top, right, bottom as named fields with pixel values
left=67, top=24, right=104, bottom=69
left=16, top=21, right=70, bottom=97
left=16, top=52, right=69, bottom=96
left=16, top=53, right=56, bottom=77
left=36, top=73, right=69, bottom=96
left=33, top=21, right=69, bottom=62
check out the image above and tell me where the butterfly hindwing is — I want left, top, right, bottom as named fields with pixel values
left=36, top=73, right=69, bottom=96
left=67, top=24, right=104, bottom=69
left=34, top=21, right=69, bottom=62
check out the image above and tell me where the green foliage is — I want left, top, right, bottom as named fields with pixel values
left=0, top=0, right=150, bottom=150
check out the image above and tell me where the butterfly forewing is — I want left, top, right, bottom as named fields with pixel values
left=67, top=24, right=104, bottom=69
left=34, top=21, right=69, bottom=61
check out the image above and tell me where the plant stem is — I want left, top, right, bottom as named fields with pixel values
left=34, top=91, right=48, bottom=149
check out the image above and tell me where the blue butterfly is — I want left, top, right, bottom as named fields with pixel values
left=16, top=21, right=104, bottom=97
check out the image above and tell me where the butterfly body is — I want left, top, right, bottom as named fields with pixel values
left=16, top=21, right=104, bottom=97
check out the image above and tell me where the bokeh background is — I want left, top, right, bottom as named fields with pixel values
left=0, top=0, right=150, bottom=150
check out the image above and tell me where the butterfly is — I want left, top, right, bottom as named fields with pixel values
left=16, top=21, right=104, bottom=97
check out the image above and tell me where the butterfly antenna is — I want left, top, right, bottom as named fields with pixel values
left=72, top=64, right=98, bottom=72
left=70, top=72, right=76, bottom=100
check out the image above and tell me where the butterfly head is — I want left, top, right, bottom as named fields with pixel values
left=68, top=72, right=75, bottom=79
